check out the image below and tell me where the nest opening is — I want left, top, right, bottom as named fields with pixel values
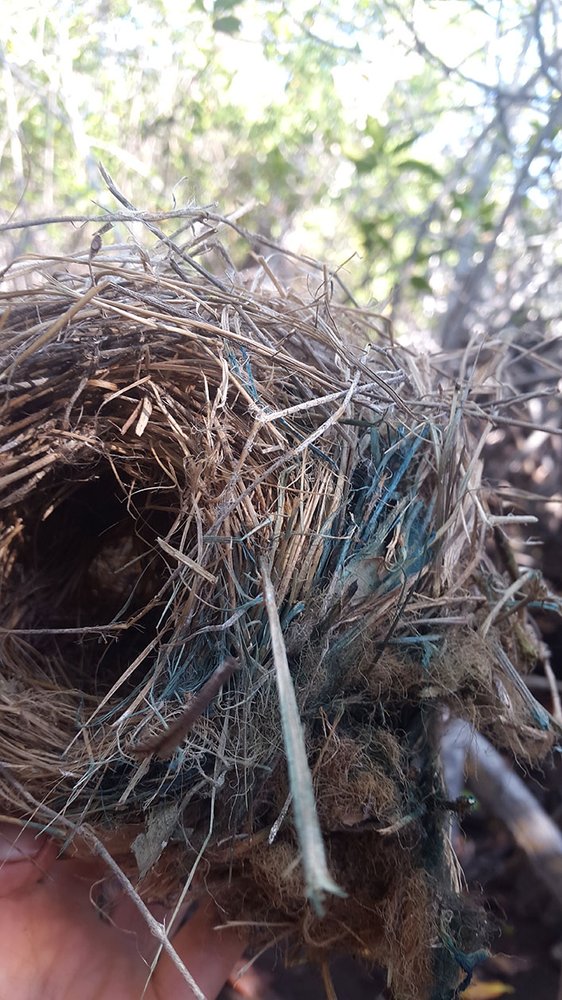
left=3, top=460, right=174, bottom=695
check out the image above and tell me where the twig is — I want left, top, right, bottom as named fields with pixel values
left=97, top=163, right=228, bottom=292
left=84, top=829, right=207, bottom=1000
left=260, top=560, right=344, bottom=914
left=320, top=962, right=339, bottom=1000
left=526, top=674, right=562, bottom=695
left=480, top=570, right=534, bottom=637
left=443, top=719, right=562, bottom=909
left=134, top=656, right=240, bottom=758
left=0, top=208, right=213, bottom=233
left=543, top=656, right=562, bottom=723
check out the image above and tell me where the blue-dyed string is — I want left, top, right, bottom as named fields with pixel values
left=387, top=634, right=442, bottom=668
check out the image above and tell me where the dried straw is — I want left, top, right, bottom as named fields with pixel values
left=0, top=188, right=559, bottom=1000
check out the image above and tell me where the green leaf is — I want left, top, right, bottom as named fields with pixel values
left=397, top=158, right=442, bottom=181
left=353, top=151, right=380, bottom=174
left=364, top=116, right=387, bottom=151
left=213, top=0, right=241, bottom=12
left=410, top=274, right=432, bottom=292
left=478, top=199, right=498, bottom=231
left=390, top=133, right=420, bottom=156
left=357, top=218, right=392, bottom=254
left=452, top=191, right=471, bottom=212
left=213, top=15, right=242, bottom=33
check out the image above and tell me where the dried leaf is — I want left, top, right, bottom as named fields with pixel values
left=462, top=980, right=515, bottom=999
left=132, top=801, right=180, bottom=879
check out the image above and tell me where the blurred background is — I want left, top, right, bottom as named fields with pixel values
left=1, top=0, right=561, bottom=349
left=1, top=2, right=561, bottom=997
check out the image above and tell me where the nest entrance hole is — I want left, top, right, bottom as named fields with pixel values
left=6, top=462, right=175, bottom=695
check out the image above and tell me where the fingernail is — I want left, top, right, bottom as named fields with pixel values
left=0, top=826, right=44, bottom=863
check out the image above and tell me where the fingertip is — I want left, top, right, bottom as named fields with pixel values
left=0, top=823, right=58, bottom=896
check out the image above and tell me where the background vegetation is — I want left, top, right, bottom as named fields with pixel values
left=1, top=0, right=560, bottom=347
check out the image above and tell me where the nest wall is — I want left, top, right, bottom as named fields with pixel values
left=0, top=215, right=558, bottom=1000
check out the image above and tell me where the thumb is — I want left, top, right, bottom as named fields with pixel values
left=0, top=823, right=58, bottom=896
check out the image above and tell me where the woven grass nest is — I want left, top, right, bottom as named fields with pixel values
left=0, top=200, right=559, bottom=1000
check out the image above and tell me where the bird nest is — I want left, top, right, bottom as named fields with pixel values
left=0, top=201, right=558, bottom=1000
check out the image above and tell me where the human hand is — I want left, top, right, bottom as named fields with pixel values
left=0, top=822, right=244, bottom=1000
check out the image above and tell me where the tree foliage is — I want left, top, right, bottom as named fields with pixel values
left=1, top=0, right=560, bottom=345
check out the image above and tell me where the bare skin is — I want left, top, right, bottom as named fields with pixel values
left=0, top=822, right=244, bottom=1000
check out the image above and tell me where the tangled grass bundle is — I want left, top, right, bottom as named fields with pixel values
left=0, top=199, right=558, bottom=1000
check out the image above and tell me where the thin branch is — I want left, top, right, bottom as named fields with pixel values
left=0, top=208, right=213, bottom=233
left=533, top=0, right=562, bottom=93
left=440, top=93, right=562, bottom=346
left=389, top=0, right=543, bottom=101
left=85, top=830, right=207, bottom=1000
left=443, top=720, right=562, bottom=909
left=134, top=656, right=240, bottom=758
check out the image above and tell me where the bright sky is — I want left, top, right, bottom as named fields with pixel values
left=220, top=0, right=518, bottom=134
left=4, top=0, right=523, bottom=133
